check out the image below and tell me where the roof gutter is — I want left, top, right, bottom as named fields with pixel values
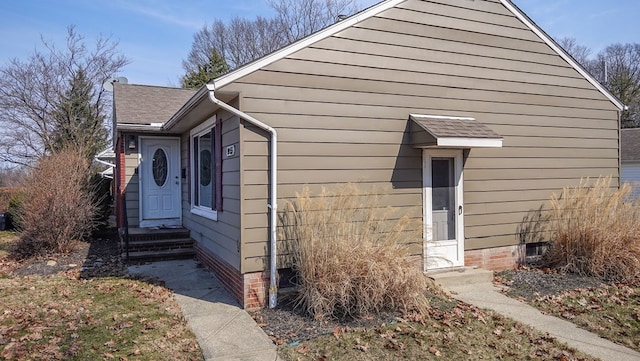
left=204, top=83, right=279, bottom=309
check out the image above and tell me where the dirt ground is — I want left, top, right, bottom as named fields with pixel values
left=2, top=228, right=126, bottom=279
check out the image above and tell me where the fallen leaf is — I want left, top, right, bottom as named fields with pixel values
left=429, top=345, right=441, bottom=356
left=332, top=327, right=340, bottom=340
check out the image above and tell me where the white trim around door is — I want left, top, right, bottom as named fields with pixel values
left=139, top=137, right=182, bottom=228
left=423, top=149, right=465, bottom=271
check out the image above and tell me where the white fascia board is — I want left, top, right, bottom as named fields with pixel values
left=117, top=123, right=163, bottom=132
left=500, top=0, right=624, bottom=111
left=437, top=137, right=503, bottom=148
left=410, top=113, right=476, bottom=121
left=213, top=0, right=406, bottom=90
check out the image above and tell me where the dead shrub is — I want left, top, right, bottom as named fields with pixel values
left=544, top=177, right=640, bottom=282
left=0, top=188, right=18, bottom=212
left=280, top=184, right=431, bottom=320
left=12, top=150, right=97, bottom=258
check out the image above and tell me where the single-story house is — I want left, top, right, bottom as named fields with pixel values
left=621, top=128, right=640, bottom=198
left=113, top=0, right=624, bottom=309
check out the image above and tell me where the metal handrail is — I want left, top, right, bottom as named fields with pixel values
left=122, top=191, right=130, bottom=263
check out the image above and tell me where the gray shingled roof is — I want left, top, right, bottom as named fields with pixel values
left=410, top=114, right=502, bottom=139
left=114, top=83, right=196, bottom=125
left=621, top=128, right=640, bottom=161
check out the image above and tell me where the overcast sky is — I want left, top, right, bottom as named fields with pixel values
left=0, top=0, right=637, bottom=87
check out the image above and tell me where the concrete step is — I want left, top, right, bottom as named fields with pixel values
left=124, top=248, right=196, bottom=263
left=125, top=228, right=191, bottom=242
left=122, top=237, right=194, bottom=252
left=427, top=267, right=494, bottom=288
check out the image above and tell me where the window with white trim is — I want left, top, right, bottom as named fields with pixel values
left=190, top=117, right=218, bottom=220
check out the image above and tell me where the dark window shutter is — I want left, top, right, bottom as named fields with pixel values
left=215, top=122, right=223, bottom=212
left=186, top=137, right=191, bottom=204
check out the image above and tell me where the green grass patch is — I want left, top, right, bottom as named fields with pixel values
left=0, top=275, right=202, bottom=360
left=532, top=283, right=640, bottom=352
left=278, top=300, right=597, bottom=361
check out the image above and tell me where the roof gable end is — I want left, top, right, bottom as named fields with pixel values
left=499, top=0, right=624, bottom=110
left=211, top=0, right=624, bottom=111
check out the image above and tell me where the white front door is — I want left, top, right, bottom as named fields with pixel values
left=423, top=149, right=464, bottom=270
left=140, top=137, right=181, bottom=227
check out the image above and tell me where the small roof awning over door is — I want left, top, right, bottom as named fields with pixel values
left=409, top=114, right=503, bottom=148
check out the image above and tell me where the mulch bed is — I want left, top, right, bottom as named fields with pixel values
left=495, top=268, right=611, bottom=301
left=251, top=294, right=408, bottom=346
left=252, top=267, right=613, bottom=346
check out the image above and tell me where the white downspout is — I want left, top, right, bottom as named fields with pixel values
left=205, top=84, right=279, bottom=308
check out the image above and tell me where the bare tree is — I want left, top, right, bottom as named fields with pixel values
left=0, top=26, right=129, bottom=166
left=268, top=0, right=357, bottom=43
left=183, top=16, right=287, bottom=79
left=558, top=37, right=592, bottom=68
left=182, top=0, right=358, bottom=86
left=591, top=44, right=640, bottom=128
left=225, top=16, right=287, bottom=69
left=558, top=38, right=640, bottom=128
left=182, top=20, right=227, bottom=77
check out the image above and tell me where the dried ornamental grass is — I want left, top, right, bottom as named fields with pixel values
left=544, top=177, right=640, bottom=281
left=280, top=184, right=430, bottom=320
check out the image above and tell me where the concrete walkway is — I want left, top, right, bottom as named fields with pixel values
left=128, top=259, right=281, bottom=361
left=442, top=282, right=640, bottom=361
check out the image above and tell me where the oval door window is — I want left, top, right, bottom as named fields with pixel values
left=152, top=148, right=168, bottom=187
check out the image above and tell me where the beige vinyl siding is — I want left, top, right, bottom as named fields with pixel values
left=181, top=110, right=243, bottom=270
left=123, top=149, right=140, bottom=227
left=224, top=0, right=620, bottom=272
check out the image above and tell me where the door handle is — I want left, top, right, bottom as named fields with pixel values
left=458, top=205, right=463, bottom=215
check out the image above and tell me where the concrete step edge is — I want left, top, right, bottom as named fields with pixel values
left=427, top=267, right=494, bottom=288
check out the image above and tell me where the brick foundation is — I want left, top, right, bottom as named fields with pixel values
left=244, top=271, right=270, bottom=309
left=465, top=244, right=523, bottom=271
left=195, top=243, right=270, bottom=309
left=197, top=242, right=524, bottom=308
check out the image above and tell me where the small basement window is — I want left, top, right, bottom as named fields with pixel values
left=525, top=242, right=548, bottom=264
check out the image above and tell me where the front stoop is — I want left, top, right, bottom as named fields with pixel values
left=427, top=267, right=494, bottom=288
left=120, top=228, right=195, bottom=263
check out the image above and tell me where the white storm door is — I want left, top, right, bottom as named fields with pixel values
left=424, top=149, right=464, bottom=270
left=140, top=137, right=181, bottom=226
